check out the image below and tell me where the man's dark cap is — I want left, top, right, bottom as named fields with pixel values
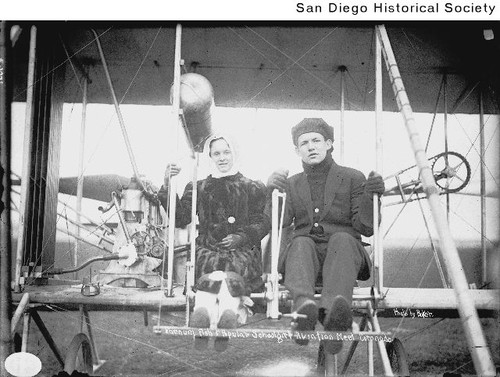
left=291, top=118, right=334, bottom=146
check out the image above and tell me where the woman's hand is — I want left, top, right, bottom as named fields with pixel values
left=164, top=163, right=181, bottom=186
left=217, top=234, right=244, bottom=250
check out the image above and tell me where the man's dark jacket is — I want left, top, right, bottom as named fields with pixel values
left=268, top=160, right=374, bottom=280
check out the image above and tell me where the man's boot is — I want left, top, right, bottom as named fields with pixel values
left=292, top=296, right=318, bottom=346
left=322, top=295, right=352, bottom=354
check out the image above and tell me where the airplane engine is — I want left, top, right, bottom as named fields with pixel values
left=171, top=73, right=214, bottom=152
left=99, top=177, right=165, bottom=287
left=119, top=177, right=165, bottom=259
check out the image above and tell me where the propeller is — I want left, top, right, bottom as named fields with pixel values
left=12, top=173, right=131, bottom=203
left=58, top=174, right=131, bottom=202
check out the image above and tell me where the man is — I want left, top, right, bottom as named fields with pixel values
left=267, top=118, right=384, bottom=354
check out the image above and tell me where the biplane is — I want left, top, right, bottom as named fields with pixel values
left=0, top=21, right=499, bottom=376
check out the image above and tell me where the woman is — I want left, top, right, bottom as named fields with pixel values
left=158, top=135, right=270, bottom=351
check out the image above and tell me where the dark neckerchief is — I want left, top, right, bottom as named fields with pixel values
left=302, top=152, right=333, bottom=177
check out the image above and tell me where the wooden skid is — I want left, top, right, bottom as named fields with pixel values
left=12, top=285, right=499, bottom=312
left=12, top=284, right=186, bottom=310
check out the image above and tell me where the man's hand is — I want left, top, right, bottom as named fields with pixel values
left=164, top=163, right=181, bottom=187
left=267, top=168, right=289, bottom=192
left=364, top=171, right=385, bottom=195
left=218, top=234, right=245, bottom=250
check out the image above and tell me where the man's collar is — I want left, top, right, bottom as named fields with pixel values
left=302, top=153, right=334, bottom=174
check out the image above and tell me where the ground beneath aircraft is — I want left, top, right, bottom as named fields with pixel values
left=23, top=309, right=499, bottom=376
left=13, top=243, right=499, bottom=376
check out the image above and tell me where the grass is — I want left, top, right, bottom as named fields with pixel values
left=18, top=308, right=499, bottom=376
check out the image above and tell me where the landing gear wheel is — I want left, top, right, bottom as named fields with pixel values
left=64, top=333, right=93, bottom=375
left=431, top=151, right=471, bottom=193
left=386, top=337, right=410, bottom=376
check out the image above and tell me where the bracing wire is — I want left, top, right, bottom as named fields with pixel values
left=345, top=67, right=364, bottom=102
left=12, top=24, right=499, bottom=375
left=243, top=25, right=344, bottom=95
left=425, top=76, right=445, bottom=152
left=454, top=112, right=498, bottom=187
left=13, top=27, right=113, bottom=103
left=34, top=201, right=119, bottom=277
left=16, top=29, right=113, bottom=280
left=416, top=194, right=448, bottom=288
left=19, top=27, right=165, bottom=283
left=382, top=108, right=497, bottom=292
left=227, top=27, right=305, bottom=92
left=400, top=317, right=446, bottom=342
left=59, top=35, right=85, bottom=95
left=240, top=27, right=363, bottom=109
left=41, top=304, right=222, bottom=377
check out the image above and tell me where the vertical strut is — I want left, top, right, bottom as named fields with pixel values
left=443, top=72, right=450, bottom=220
left=373, top=29, right=384, bottom=293
left=366, top=301, right=393, bottom=376
left=339, top=66, right=346, bottom=165
left=376, top=24, right=495, bottom=376
left=186, top=152, right=199, bottom=325
left=166, top=24, right=183, bottom=297
left=21, top=312, right=30, bottom=352
left=367, top=321, right=374, bottom=376
left=0, top=21, right=14, bottom=373
left=479, top=86, right=487, bottom=286
left=75, top=77, right=88, bottom=278
left=15, top=25, right=37, bottom=289
left=268, top=190, right=285, bottom=319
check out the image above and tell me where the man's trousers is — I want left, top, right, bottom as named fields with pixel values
left=284, top=232, right=368, bottom=310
